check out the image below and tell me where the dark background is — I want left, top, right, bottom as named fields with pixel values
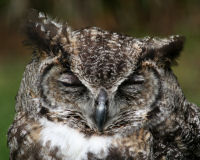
left=0, top=0, right=200, bottom=159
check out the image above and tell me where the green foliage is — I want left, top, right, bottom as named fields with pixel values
left=0, top=61, right=26, bottom=159
left=0, top=0, right=10, bottom=8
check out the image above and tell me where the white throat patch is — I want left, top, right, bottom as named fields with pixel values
left=39, top=118, right=113, bottom=160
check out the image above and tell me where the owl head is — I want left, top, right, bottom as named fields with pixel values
left=17, top=10, right=185, bottom=135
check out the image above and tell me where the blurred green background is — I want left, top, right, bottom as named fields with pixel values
left=0, top=0, right=200, bottom=159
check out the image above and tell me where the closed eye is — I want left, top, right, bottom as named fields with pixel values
left=122, top=75, right=145, bottom=86
left=58, top=73, right=83, bottom=87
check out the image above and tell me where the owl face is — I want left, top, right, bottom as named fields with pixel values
left=24, top=10, right=184, bottom=134
left=39, top=38, right=160, bottom=133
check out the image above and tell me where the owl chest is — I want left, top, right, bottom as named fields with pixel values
left=39, top=119, right=114, bottom=160
left=39, top=119, right=151, bottom=160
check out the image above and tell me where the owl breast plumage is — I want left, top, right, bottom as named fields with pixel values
left=8, top=10, right=200, bottom=160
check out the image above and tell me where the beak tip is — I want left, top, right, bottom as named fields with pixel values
left=95, top=108, right=106, bottom=132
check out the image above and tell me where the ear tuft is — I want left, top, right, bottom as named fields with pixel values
left=142, top=35, right=185, bottom=66
left=23, top=9, right=71, bottom=53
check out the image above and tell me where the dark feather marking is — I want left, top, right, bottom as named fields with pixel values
left=137, top=36, right=185, bottom=67
left=23, top=9, right=69, bottom=55
left=40, top=63, right=54, bottom=106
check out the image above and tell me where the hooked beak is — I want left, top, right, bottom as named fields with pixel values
left=94, top=89, right=108, bottom=132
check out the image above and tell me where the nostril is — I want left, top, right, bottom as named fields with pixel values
left=95, top=100, right=98, bottom=106
left=95, top=99, right=109, bottom=107
left=105, top=100, right=109, bottom=106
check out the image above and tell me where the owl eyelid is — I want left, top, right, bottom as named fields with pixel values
left=132, top=75, right=145, bottom=83
left=123, top=75, right=145, bottom=85
left=58, top=73, right=83, bottom=86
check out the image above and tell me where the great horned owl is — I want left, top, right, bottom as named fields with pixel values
left=8, top=10, right=200, bottom=160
